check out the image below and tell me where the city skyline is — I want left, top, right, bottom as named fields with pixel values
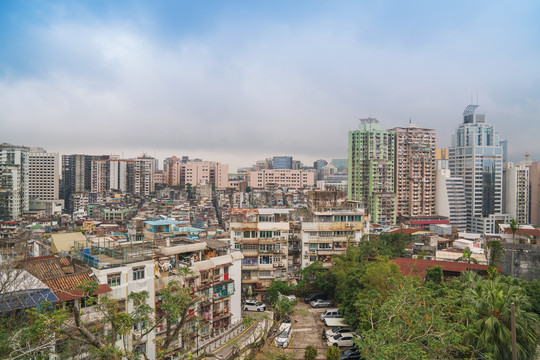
left=1, top=1, right=539, bottom=171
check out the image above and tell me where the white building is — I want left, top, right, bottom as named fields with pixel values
left=503, top=157, right=532, bottom=224
left=133, top=156, right=155, bottom=196
left=449, top=105, right=504, bottom=231
left=435, top=169, right=467, bottom=231
left=0, top=143, right=29, bottom=219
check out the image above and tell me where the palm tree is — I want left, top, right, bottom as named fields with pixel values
left=463, top=276, right=539, bottom=360
left=508, top=219, right=519, bottom=277
left=456, top=247, right=478, bottom=264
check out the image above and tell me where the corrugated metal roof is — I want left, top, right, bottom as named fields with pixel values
left=390, top=258, right=501, bottom=280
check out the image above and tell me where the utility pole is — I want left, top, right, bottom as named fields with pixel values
left=511, top=302, right=517, bottom=360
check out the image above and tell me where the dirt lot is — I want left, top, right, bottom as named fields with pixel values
left=258, top=300, right=330, bottom=359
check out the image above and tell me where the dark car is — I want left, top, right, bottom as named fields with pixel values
left=340, top=348, right=363, bottom=360
left=304, top=293, right=327, bottom=303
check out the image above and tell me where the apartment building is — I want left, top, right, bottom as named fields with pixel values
left=530, top=162, right=540, bottom=226
left=0, top=143, right=29, bottom=220
left=300, top=205, right=368, bottom=268
left=348, top=118, right=397, bottom=225
left=247, top=169, right=315, bottom=189
left=391, top=124, right=436, bottom=218
left=133, top=156, right=155, bottom=196
left=73, top=235, right=157, bottom=359
left=62, top=154, right=104, bottom=212
left=28, top=148, right=59, bottom=201
left=164, top=157, right=229, bottom=189
left=435, top=169, right=467, bottom=231
left=229, top=208, right=291, bottom=301
left=503, top=155, right=532, bottom=225
left=91, top=158, right=134, bottom=193
left=153, top=238, right=243, bottom=355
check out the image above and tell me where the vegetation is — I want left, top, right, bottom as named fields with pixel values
left=1, top=270, right=204, bottom=360
left=486, top=239, right=505, bottom=266
left=299, top=241, right=539, bottom=360
left=304, top=345, right=317, bottom=360
left=326, top=345, right=340, bottom=360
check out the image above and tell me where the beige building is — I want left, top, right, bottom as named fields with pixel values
left=301, top=206, right=368, bottom=269
left=229, top=208, right=291, bottom=301
left=28, top=148, right=59, bottom=202
left=530, top=161, right=540, bottom=226
left=163, top=158, right=229, bottom=189
left=392, top=124, right=436, bottom=218
left=247, top=169, right=315, bottom=189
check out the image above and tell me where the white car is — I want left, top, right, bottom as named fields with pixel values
left=325, top=326, right=353, bottom=339
left=274, top=323, right=292, bottom=348
left=279, top=293, right=297, bottom=302
left=243, top=300, right=266, bottom=312
left=327, top=332, right=358, bottom=347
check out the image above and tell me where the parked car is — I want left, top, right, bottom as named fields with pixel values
left=327, top=332, right=358, bottom=347
left=274, top=323, right=293, bottom=348
left=326, top=326, right=353, bottom=339
left=243, top=300, right=266, bottom=312
left=320, top=308, right=342, bottom=321
left=278, top=293, right=297, bottom=302
left=304, top=293, right=327, bottom=303
left=310, top=299, right=333, bottom=308
left=340, top=348, right=363, bottom=360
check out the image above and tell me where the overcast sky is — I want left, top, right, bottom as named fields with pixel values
left=1, top=0, right=539, bottom=171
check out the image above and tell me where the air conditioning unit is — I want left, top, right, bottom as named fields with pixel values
left=345, top=222, right=352, bottom=227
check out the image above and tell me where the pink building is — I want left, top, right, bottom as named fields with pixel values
left=163, top=157, right=229, bottom=189
left=248, top=169, right=315, bottom=189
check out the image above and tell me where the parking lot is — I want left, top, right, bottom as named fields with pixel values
left=258, top=300, right=329, bottom=359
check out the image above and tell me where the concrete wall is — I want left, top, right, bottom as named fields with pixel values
left=500, top=243, right=540, bottom=281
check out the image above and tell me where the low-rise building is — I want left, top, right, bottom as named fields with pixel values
left=229, top=208, right=291, bottom=301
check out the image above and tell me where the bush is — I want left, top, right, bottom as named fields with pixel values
left=304, top=345, right=317, bottom=360
left=326, top=345, right=340, bottom=360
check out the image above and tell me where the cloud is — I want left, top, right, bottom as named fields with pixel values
left=0, top=1, right=539, bottom=171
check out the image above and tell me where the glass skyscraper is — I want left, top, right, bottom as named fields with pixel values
left=449, top=105, right=503, bottom=231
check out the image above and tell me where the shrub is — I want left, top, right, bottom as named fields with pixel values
left=304, top=345, right=317, bottom=360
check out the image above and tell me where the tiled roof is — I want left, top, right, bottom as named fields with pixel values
left=390, top=257, right=501, bottom=279
left=504, top=228, right=540, bottom=237
left=17, top=257, right=111, bottom=302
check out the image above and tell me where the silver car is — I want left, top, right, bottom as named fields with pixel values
left=310, top=299, right=333, bottom=308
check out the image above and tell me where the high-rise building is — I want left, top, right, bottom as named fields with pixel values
left=28, top=148, right=59, bottom=201
left=435, top=169, right=467, bottom=231
left=0, top=143, right=29, bottom=220
left=529, top=161, right=540, bottom=226
left=272, top=156, right=293, bottom=170
left=449, top=105, right=504, bottom=231
left=331, top=159, right=348, bottom=173
left=62, top=154, right=100, bottom=212
left=133, top=156, right=155, bottom=196
left=91, top=158, right=134, bottom=193
left=392, top=123, right=436, bottom=218
left=348, top=118, right=396, bottom=225
left=503, top=154, right=533, bottom=225
left=313, top=159, right=328, bottom=170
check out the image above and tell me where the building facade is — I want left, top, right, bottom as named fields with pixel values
left=300, top=207, right=368, bottom=269
left=133, top=156, right=155, bottom=196
left=28, top=148, right=59, bottom=202
left=91, top=158, right=134, bottom=193
left=272, top=156, right=293, bottom=170
left=530, top=162, right=540, bottom=227
left=348, top=118, right=396, bottom=225
left=503, top=157, right=531, bottom=225
left=0, top=143, right=29, bottom=220
left=229, top=208, right=291, bottom=301
left=247, top=169, right=315, bottom=189
left=62, top=154, right=101, bottom=212
left=435, top=169, right=467, bottom=231
left=392, top=124, right=436, bottom=219
left=449, top=105, right=504, bottom=231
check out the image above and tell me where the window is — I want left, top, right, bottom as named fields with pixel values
left=107, top=273, right=121, bottom=287
left=133, top=267, right=145, bottom=280
left=259, top=255, right=272, bottom=264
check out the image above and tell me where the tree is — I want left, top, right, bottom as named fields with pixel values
left=486, top=239, right=505, bottom=266
left=304, top=345, right=317, bottom=360
left=267, top=280, right=292, bottom=305
left=357, top=277, right=468, bottom=359
left=7, top=274, right=203, bottom=360
left=425, top=265, right=443, bottom=284
left=508, top=219, right=519, bottom=277
left=456, top=247, right=478, bottom=264
left=326, top=345, right=340, bottom=360
left=463, top=276, right=539, bottom=360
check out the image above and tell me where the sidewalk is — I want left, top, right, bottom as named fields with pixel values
left=204, top=312, right=272, bottom=360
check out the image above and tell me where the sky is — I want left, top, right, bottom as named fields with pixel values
left=1, top=0, right=539, bottom=171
